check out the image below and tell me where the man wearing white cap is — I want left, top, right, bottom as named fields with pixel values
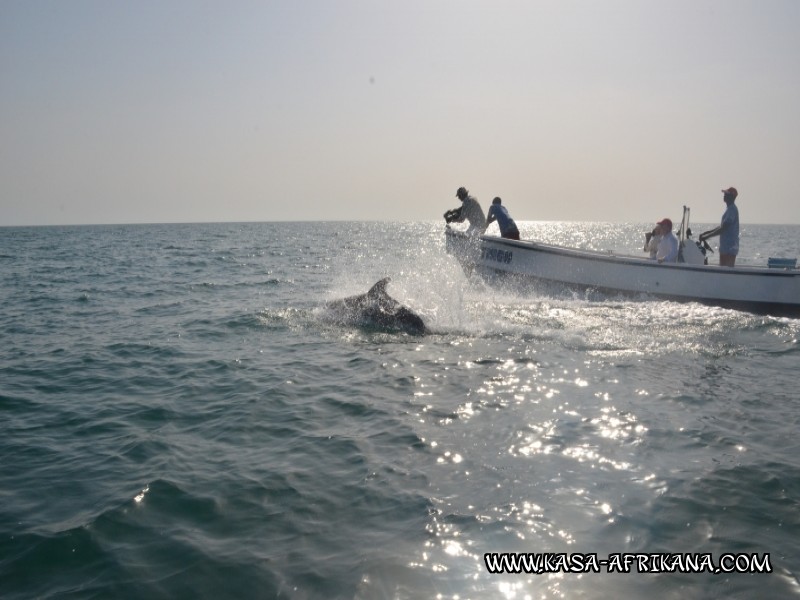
left=700, top=187, right=739, bottom=267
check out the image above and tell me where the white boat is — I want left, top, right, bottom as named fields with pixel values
left=445, top=209, right=800, bottom=318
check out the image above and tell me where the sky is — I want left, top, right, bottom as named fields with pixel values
left=2, top=0, right=800, bottom=226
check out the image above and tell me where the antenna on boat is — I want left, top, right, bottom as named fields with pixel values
left=678, top=206, right=690, bottom=243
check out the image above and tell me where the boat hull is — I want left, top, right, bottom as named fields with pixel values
left=445, top=229, right=800, bottom=317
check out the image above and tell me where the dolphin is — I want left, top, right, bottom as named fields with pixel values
left=324, top=277, right=427, bottom=335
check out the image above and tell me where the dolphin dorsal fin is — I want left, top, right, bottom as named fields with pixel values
left=367, top=277, right=391, bottom=298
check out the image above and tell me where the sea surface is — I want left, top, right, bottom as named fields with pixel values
left=1, top=220, right=799, bottom=599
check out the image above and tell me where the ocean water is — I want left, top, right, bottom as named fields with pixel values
left=1, top=220, right=799, bottom=600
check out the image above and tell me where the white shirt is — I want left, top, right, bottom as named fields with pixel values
left=645, top=234, right=661, bottom=259
left=656, top=231, right=679, bottom=263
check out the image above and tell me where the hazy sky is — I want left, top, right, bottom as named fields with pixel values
left=2, top=0, right=800, bottom=225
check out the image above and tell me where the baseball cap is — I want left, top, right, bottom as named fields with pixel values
left=721, top=187, right=738, bottom=198
left=657, top=218, right=672, bottom=230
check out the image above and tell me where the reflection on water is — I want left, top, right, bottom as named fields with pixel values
left=394, top=248, right=800, bottom=597
left=4, top=222, right=799, bottom=600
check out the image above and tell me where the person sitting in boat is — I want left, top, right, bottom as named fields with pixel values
left=655, top=218, right=679, bottom=263
left=447, top=187, right=486, bottom=235
left=699, top=187, right=739, bottom=267
left=486, top=197, right=520, bottom=240
left=643, top=226, right=661, bottom=259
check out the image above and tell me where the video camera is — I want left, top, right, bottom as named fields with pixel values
left=443, top=207, right=462, bottom=223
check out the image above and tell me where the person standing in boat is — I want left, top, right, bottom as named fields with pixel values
left=485, top=197, right=520, bottom=240
left=655, top=218, right=679, bottom=263
left=699, top=187, right=739, bottom=267
left=451, top=186, right=486, bottom=235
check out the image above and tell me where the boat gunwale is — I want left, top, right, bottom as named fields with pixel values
left=446, top=229, right=800, bottom=278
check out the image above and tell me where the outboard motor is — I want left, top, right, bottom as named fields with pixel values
left=680, top=238, right=708, bottom=265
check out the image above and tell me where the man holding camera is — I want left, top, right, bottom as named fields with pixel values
left=444, top=187, right=487, bottom=235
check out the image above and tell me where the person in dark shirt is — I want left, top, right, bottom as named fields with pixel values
left=486, top=197, right=520, bottom=240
